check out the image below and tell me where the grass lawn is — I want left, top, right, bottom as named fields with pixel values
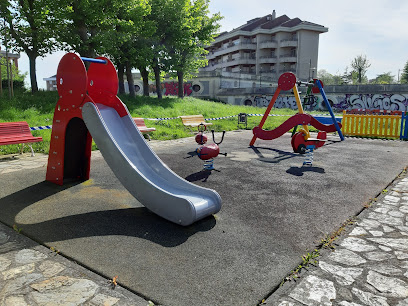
left=0, top=90, right=332, bottom=156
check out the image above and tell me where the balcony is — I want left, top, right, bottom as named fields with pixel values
left=260, top=69, right=277, bottom=74
left=259, top=55, right=277, bottom=64
left=279, top=68, right=297, bottom=73
left=259, top=40, right=278, bottom=49
left=279, top=54, right=297, bottom=63
left=280, top=39, right=298, bottom=48
left=206, top=42, right=256, bottom=59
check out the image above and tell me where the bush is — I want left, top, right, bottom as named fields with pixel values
left=1, top=80, right=25, bottom=90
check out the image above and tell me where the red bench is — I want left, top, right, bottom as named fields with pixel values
left=0, top=121, right=43, bottom=156
left=133, top=118, right=156, bottom=140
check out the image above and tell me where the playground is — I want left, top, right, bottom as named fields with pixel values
left=1, top=54, right=408, bottom=305
left=1, top=130, right=407, bottom=305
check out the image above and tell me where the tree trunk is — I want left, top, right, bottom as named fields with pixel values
left=153, top=58, right=162, bottom=99
left=177, top=70, right=184, bottom=98
left=125, top=62, right=135, bottom=98
left=140, top=67, right=149, bottom=96
left=117, top=63, right=125, bottom=95
left=27, top=52, right=38, bottom=93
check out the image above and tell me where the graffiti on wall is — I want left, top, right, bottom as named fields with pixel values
left=341, top=94, right=408, bottom=111
left=148, top=82, right=193, bottom=96
left=249, top=93, right=408, bottom=112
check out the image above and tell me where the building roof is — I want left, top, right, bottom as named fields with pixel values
left=0, top=50, right=20, bottom=59
left=217, top=11, right=326, bottom=37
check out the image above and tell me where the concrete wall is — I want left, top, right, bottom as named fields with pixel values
left=297, top=30, right=319, bottom=81
left=127, top=73, right=408, bottom=112
left=215, top=84, right=408, bottom=112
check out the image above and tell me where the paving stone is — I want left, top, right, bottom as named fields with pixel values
left=369, top=230, right=384, bottom=237
left=340, top=237, right=377, bottom=252
left=390, top=210, right=407, bottom=218
left=368, top=238, right=408, bottom=251
left=367, top=212, right=404, bottom=226
left=395, top=251, right=408, bottom=260
left=30, top=277, right=99, bottom=305
left=89, top=293, right=120, bottom=305
left=367, top=271, right=408, bottom=298
left=396, top=226, right=408, bottom=234
left=363, top=251, right=393, bottom=261
left=378, top=246, right=393, bottom=252
left=1, top=273, right=43, bottom=296
left=338, top=302, right=363, bottom=306
left=38, top=260, right=65, bottom=278
left=358, top=219, right=382, bottom=230
left=319, top=261, right=363, bottom=285
left=370, top=263, right=403, bottom=275
left=15, top=249, right=47, bottom=264
left=383, top=195, right=401, bottom=204
left=0, top=232, right=9, bottom=244
left=276, top=301, right=297, bottom=306
left=382, top=225, right=395, bottom=233
left=2, top=263, right=35, bottom=280
left=0, top=256, right=12, bottom=272
left=396, top=298, right=408, bottom=306
left=374, top=207, right=391, bottom=214
left=288, top=275, right=336, bottom=306
left=3, top=295, right=29, bottom=306
left=30, top=275, right=76, bottom=292
left=351, top=287, right=389, bottom=306
left=349, top=227, right=368, bottom=236
left=326, top=248, right=367, bottom=266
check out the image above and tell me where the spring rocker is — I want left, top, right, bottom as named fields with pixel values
left=249, top=72, right=344, bottom=157
left=195, top=124, right=227, bottom=170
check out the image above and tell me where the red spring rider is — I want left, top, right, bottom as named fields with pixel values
left=196, top=130, right=227, bottom=170
left=195, top=123, right=208, bottom=145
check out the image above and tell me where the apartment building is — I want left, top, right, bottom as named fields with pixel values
left=201, top=10, right=328, bottom=82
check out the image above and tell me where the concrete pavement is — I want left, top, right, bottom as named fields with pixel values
left=0, top=132, right=408, bottom=305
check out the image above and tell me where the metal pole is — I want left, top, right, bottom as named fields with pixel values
left=0, top=57, right=2, bottom=95
left=9, top=62, right=13, bottom=97
left=3, top=18, right=11, bottom=99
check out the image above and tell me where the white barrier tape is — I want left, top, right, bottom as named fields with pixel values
left=29, top=114, right=338, bottom=130
left=145, top=117, right=179, bottom=121
left=30, top=125, right=52, bottom=131
left=205, top=115, right=237, bottom=121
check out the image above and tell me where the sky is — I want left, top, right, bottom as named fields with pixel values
left=13, top=0, right=408, bottom=89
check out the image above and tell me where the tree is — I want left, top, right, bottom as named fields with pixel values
left=100, top=0, right=152, bottom=97
left=147, top=0, right=178, bottom=99
left=372, top=72, right=395, bottom=84
left=400, top=61, right=408, bottom=84
left=0, top=0, right=56, bottom=92
left=350, top=54, right=371, bottom=84
left=52, top=0, right=124, bottom=58
left=166, top=0, right=222, bottom=98
left=342, top=66, right=361, bottom=84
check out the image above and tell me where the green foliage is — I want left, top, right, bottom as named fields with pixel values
left=0, top=90, right=305, bottom=155
left=400, top=61, right=408, bottom=84
left=317, top=69, right=346, bottom=85
left=0, top=58, right=26, bottom=82
left=372, top=72, right=395, bottom=84
left=350, top=54, right=371, bottom=84
left=0, top=0, right=57, bottom=92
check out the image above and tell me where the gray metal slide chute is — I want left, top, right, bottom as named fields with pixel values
left=82, top=102, right=221, bottom=226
